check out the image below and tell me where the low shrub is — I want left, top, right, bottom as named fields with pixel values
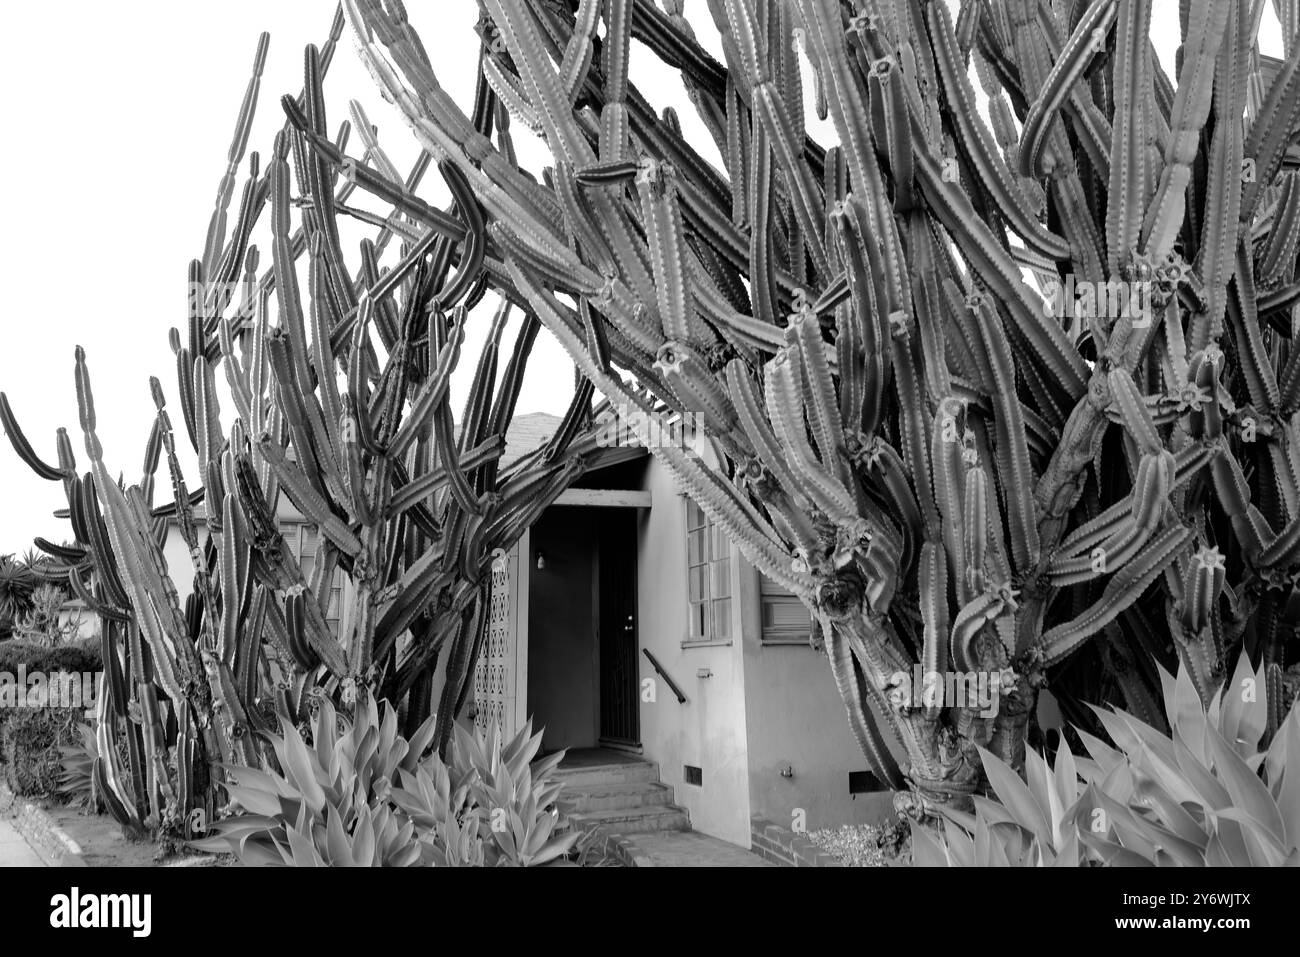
left=1, top=707, right=82, bottom=796
left=0, top=635, right=101, bottom=674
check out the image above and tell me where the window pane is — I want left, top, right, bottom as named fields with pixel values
left=712, top=557, right=730, bottom=597
left=301, top=527, right=319, bottom=557
left=713, top=599, right=731, bottom=639
left=689, top=602, right=708, bottom=638
left=688, top=528, right=705, bottom=566
left=687, top=500, right=705, bottom=531
left=711, top=525, right=728, bottom=560
left=689, top=565, right=708, bottom=602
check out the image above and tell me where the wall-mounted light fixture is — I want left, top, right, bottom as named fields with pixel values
left=535, top=550, right=546, bottom=571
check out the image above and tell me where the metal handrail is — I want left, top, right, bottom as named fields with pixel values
left=641, top=648, right=687, bottom=704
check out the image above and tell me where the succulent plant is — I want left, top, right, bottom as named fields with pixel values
left=911, top=652, right=1300, bottom=866
left=56, top=722, right=104, bottom=815
left=330, top=0, right=1300, bottom=811
left=192, top=699, right=578, bottom=867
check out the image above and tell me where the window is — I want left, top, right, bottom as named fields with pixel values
left=760, top=574, right=813, bottom=645
left=283, top=523, right=344, bottom=636
left=686, top=500, right=731, bottom=641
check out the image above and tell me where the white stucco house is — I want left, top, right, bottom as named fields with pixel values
left=442, top=412, right=893, bottom=849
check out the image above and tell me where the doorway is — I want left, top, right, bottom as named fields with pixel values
left=525, top=505, right=641, bottom=753
left=598, top=509, right=640, bottom=747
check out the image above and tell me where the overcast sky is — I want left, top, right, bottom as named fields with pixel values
left=0, top=1, right=1275, bottom=557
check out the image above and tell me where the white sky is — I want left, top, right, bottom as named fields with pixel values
left=0, top=1, right=1276, bottom=556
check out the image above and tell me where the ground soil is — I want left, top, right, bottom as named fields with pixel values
left=34, top=798, right=175, bottom=867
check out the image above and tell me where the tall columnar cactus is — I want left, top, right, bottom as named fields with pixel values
left=1, top=15, right=601, bottom=834
left=337, top=0, right=1300, bottom=810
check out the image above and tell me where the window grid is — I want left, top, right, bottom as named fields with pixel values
left=288, top=524, right=343, bottom=634
left=686, top=500, right=731, bottom=641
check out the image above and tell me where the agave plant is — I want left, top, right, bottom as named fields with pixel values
left=193, top=699, right=578, bottom=867
left=56, top=722, right=104, bottom=814
left=191, top=698, right=433, bottom=866
left=391, top=718, right=579, bottom=866
left=1, top=10, right=603, bottom=836
left=911, top=653, right=1300, bottom=865
left=328, top=0, right=1300, bottom=810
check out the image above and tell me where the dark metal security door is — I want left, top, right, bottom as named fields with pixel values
left=598, top=510, right=639, bottom=745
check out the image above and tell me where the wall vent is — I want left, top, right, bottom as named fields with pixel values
left=684, top=765, right=703, bottom=786
left=849, top=770, right=884, bottom=794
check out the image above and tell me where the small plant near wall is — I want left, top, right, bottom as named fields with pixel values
left=14, top=584, right=82, bottom=647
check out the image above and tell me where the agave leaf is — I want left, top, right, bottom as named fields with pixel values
left=907, top=821, right=949, bottom=867
left=1215, top=807, right=1291, bottom=865
left=976, top=746, right=1050, bottom=847
left=1024, top=748, right=1068, bottom=847
left=1271, top=706, right=1300, bottom=847
left=278, top=720, right=328, bottom=814
left=1203, top=721, right=1286, bottom=842
left=1156, top=658, right=1210, bottom=761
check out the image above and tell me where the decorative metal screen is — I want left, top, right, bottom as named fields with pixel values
left=473, top=548, right=516, bottom=737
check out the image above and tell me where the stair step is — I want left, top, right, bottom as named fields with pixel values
left=558, top=781, right=674, bottom=812
left=552, top=761, right=661, bottom=787
left=567, top=804, right=690, bottom=833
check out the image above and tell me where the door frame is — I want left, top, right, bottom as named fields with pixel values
left=513, top=527, right=531, bottom=734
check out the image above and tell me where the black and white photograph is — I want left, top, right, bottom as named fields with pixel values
left=0, top=0, right=1294, bottom=938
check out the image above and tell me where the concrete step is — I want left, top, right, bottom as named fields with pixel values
left=558, top=781, right=675, bottom=813
left=552, top=760, right=661, bottom=788
left=567, top=804, right=690, bottom=834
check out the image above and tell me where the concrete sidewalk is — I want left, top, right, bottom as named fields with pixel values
left=0, top=818, right=45, bottom=867
left=629, top=830, right=773, bottom=867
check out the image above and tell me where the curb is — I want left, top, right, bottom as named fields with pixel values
left=0, top=782, right=87, bottom=867
left=607, top=831, right=655, bottom=867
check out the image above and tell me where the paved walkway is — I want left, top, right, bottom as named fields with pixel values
left=0, top=818, right=45, bottom=867
left=631, top=830, right=773, bottom=867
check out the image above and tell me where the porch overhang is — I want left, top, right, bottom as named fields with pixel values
left=552, top=488, right=652, bottom=508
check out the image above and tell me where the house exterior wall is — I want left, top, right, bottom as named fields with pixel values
left=737, top=561, right=896, bottom=831
left=633, top=458, right=752, bottom=847
left=634, top=456, right=893, bottom=848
